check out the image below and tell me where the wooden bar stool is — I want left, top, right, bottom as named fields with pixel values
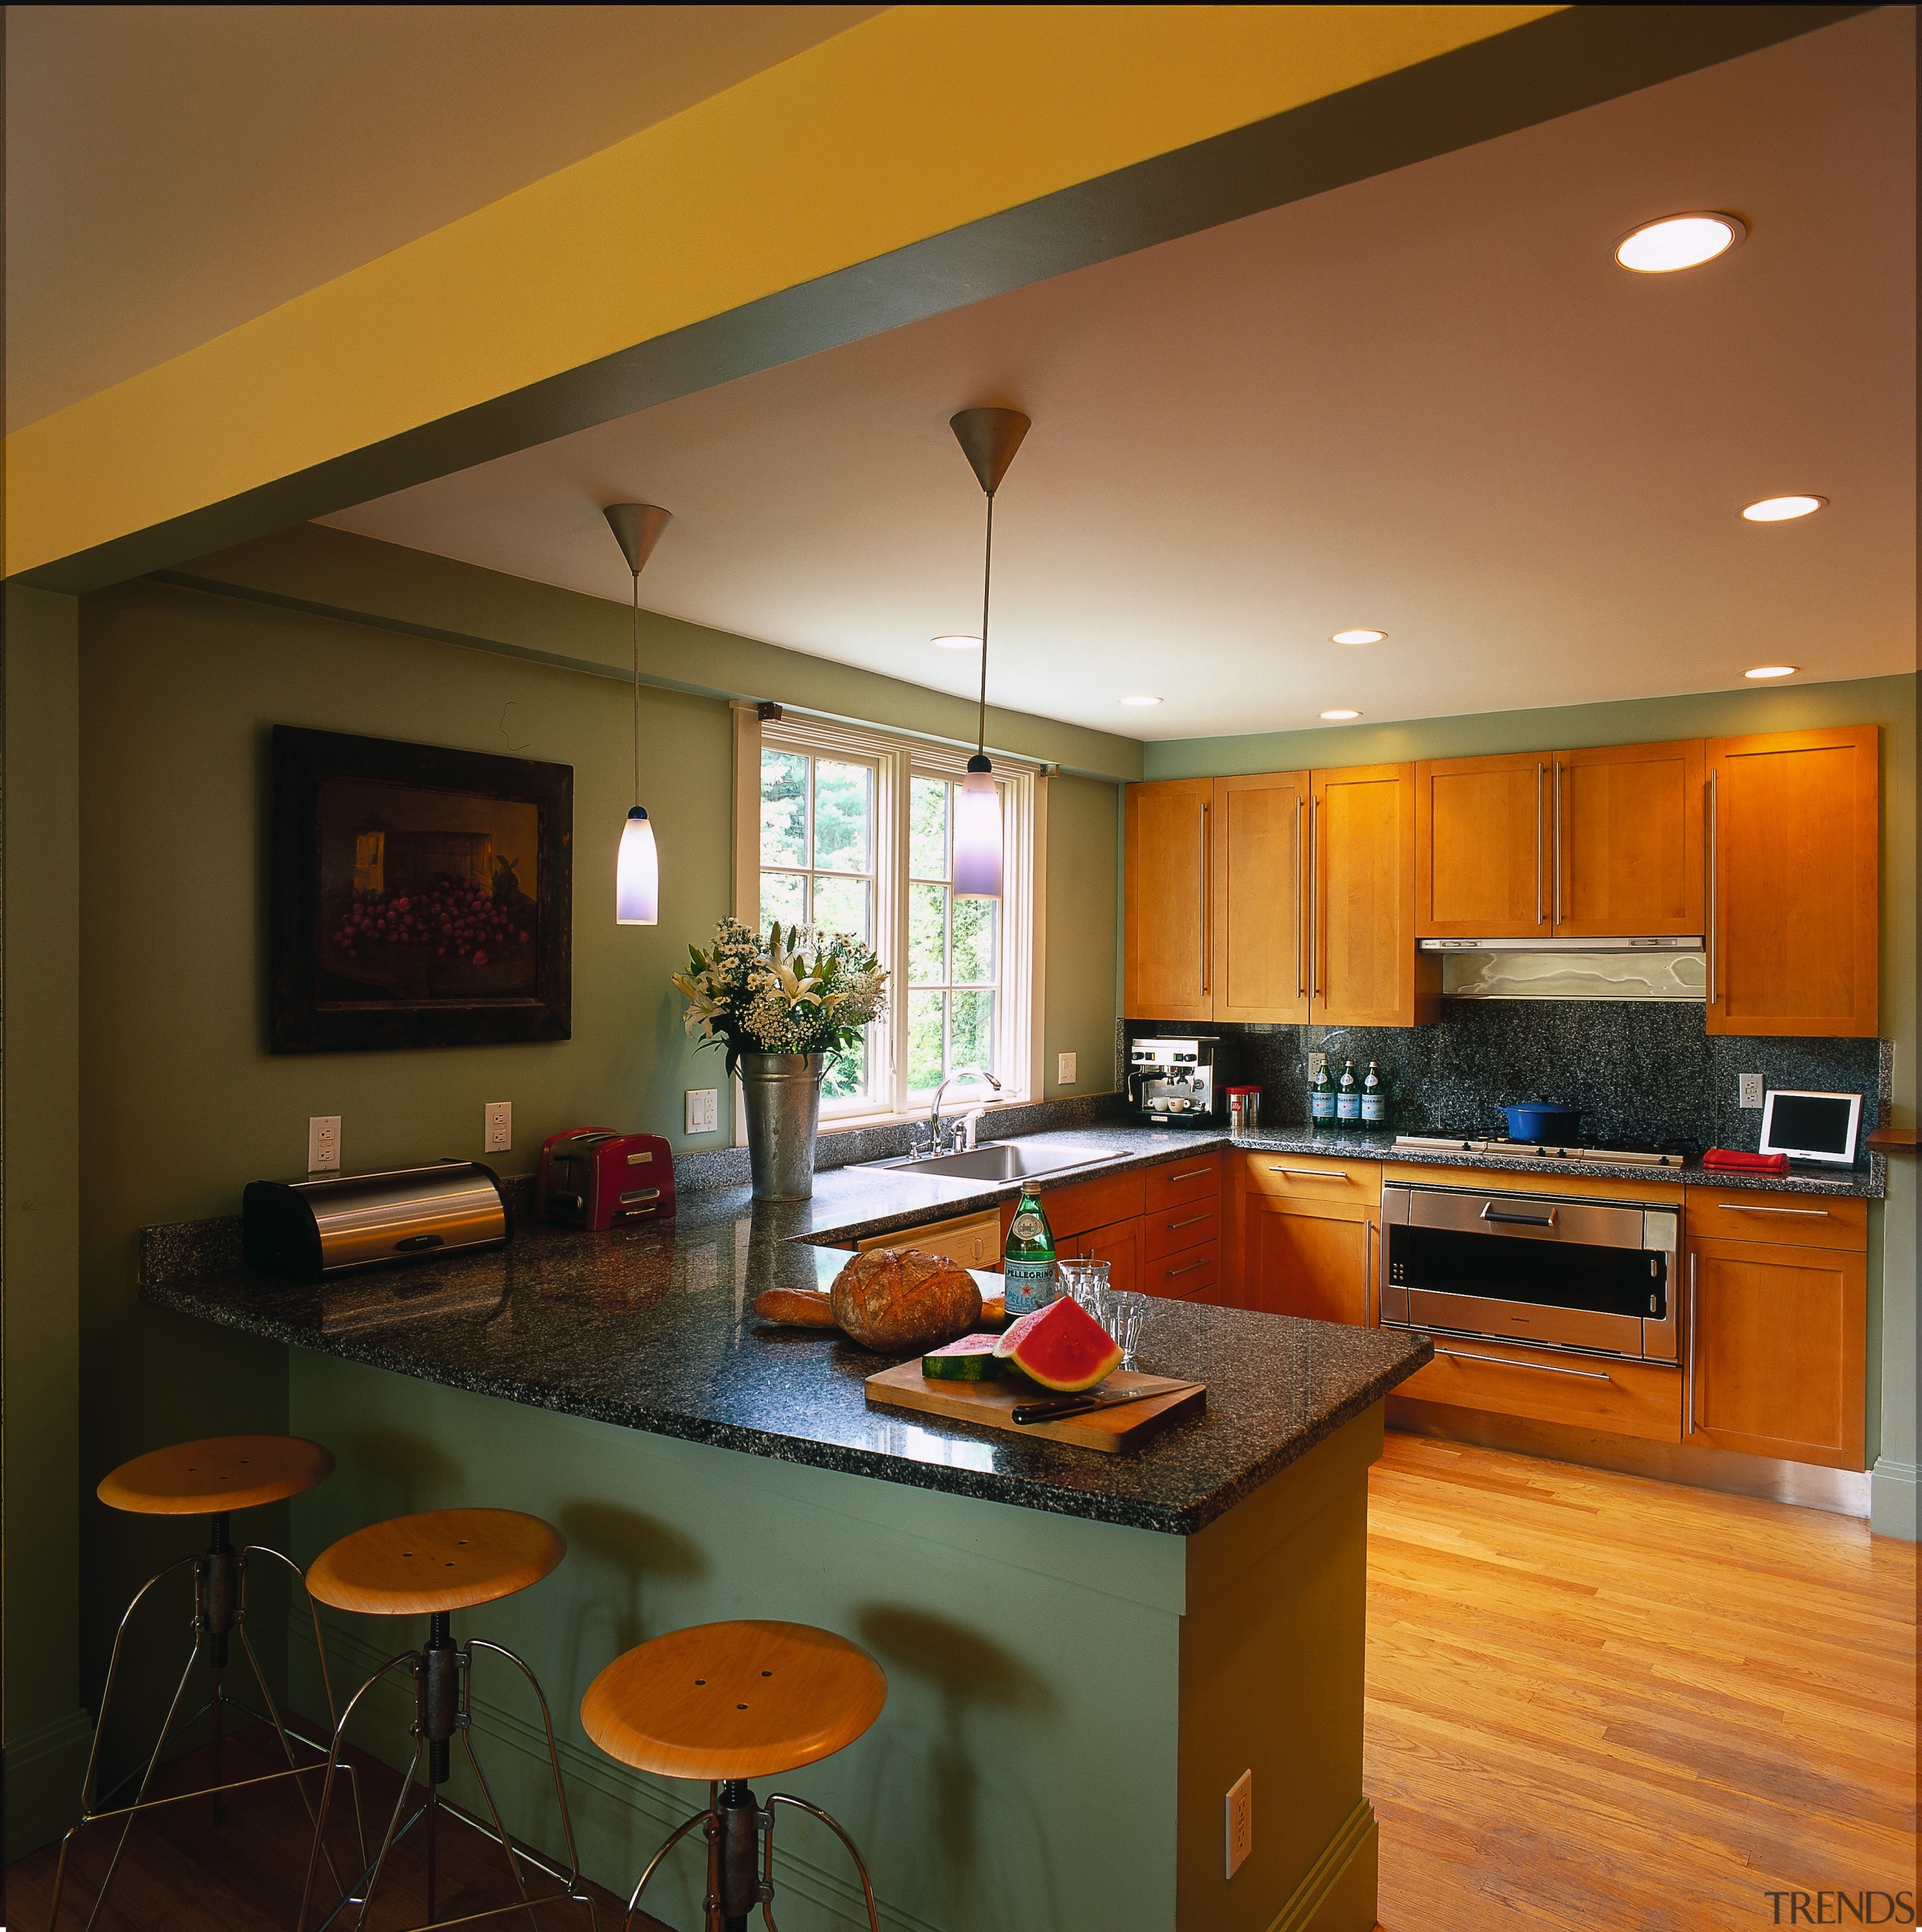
left=297, top=1506, right=592, bottom=1932
left=581, top=1620, right=888, bottom=1932
left=47, top=1433, right=343, bottom=1932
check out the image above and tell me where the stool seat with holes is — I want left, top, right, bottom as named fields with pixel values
left=582, top=1620, right=887, bottom=1932
left=47, top=1435, right=345, bottom=1932
left=297, top=1506, right=590, bottom=1932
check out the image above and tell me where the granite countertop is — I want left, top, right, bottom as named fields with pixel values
left=141, top=1154, right=1432, bottom=1537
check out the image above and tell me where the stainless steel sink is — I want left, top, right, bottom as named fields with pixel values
left=856, top=1138, right=1122, bottom=1183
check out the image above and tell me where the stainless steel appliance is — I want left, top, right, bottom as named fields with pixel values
left=243, top=1162, right=510, bottom=1281
left=1128, top=1036, right=1228, bottom=1127
left=1393, top=1135, right=1686, bottom=1168
left=1378, top=1180, right=1678, bottom=1363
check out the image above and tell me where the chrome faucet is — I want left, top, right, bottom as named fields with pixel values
left=922, top=1068, right=1002, bottom=1156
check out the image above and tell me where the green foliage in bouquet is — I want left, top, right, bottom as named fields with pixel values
left=673, top=919, right=887, bottom=1075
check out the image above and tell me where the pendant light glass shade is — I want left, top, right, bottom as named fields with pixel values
left=953, top=759, right=1002, bottom=900
left=616, top=807, right=658, bottom=925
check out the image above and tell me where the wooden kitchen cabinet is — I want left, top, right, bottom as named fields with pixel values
left=1707, top=725, right=1878, bottom=1036
left=1553, top=740, right=1704, bottom=938
left=1123, top=778, right=1213, bottom=1021
left=1415, top=752, right=1550, bottom=938
left=1209, top=770, right=1309, bottom=1023
left=1685, top=1233, right=1866, bottom=1469
left=1242, top=1197, right=1372, bottom=1325
left=1061, top=1216, right=1142, bottom=1295
left=1311, top=762, right=1438, bottom=1027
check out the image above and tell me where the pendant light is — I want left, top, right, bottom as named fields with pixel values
left=947, top=406, right=1029, bottom=900
left=604, top=502, right=673, bottom=925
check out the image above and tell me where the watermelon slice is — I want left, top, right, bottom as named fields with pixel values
left=992, top=1297, right=1122, bottom=1392
left=923, top=1333, right=1013, bottom=1381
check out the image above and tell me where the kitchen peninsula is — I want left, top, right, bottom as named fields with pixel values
left=144, top=1144, right=1431, bottom=1932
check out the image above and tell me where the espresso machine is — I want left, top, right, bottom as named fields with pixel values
left=1128, top=1037, right=1230, bottom=1127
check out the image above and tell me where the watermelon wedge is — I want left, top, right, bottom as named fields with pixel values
left=923, top=1333, right=1012, bottom=1381
left=992, top=1297, right=1122, bottom=1392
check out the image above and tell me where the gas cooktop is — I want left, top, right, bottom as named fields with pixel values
left=1393, top=1135, right=1689, bottom=1168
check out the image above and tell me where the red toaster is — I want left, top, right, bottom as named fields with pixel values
left=537, top=1129, right=676, bottom=1229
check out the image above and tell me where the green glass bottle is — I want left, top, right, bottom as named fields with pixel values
left=1002, top=1185, right=1058, bottom=1316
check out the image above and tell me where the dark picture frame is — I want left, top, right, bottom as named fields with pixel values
left=270, top=726, right=573, bottom=1053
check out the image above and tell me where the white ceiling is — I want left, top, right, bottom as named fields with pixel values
left=3, top=3, right=880, bottom=430
left=315, top=10, right=1911, bottom=743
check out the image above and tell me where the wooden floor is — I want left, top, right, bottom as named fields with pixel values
left=1368, top=1433, right=1919, bottom=1932
left=11, top=1433, right=1917, bottom=1931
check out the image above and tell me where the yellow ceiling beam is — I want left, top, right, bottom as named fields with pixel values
left=5, top=5, right=1557, bottom=579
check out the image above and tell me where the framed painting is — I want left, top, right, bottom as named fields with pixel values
left=270, top=726, right=573, bottom=1053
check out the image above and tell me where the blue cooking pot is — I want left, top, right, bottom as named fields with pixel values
left=1501, top=1102, right=1583, bottom=1144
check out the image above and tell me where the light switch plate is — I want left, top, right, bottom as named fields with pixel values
left=1225, top=1770, right=1252, bottom=1879
left=1057, top=1052, right=1077, bottom=1085
left=1739, top=1074, right=1764, bottom=1110
left=1308, top=1051, right=1327, bottom=1079
left=308, top=1115, right=341, bottom=1173
left=686, top=1088, right=719, bottom=1135
left=484, top=1101, right=511, bottom=1151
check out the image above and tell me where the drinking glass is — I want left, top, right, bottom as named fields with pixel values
left=1105, top=1292, right=1149, bottom=1368
left=1053, top=1258, right=1093, bottom=1309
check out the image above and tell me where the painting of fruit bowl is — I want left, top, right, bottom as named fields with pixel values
left=270, top=726, right=572, bottom=1053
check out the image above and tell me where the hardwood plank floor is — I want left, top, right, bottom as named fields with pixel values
left=1368, top=1432, right=1919, bottom=1932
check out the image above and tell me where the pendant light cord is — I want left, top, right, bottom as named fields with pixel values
left=631, top=568, right=642, bottom=809
left=976, top=490, right=994, bottom=758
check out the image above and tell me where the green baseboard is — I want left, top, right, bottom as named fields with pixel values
left=5, top=1707, right=93, bottom=1860
left=1264, top=1795, right=1378, bottom=1932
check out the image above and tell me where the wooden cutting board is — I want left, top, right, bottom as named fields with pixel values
left=863, top=1364, right=1204, bottom=1452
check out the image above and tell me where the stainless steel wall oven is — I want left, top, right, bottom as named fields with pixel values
left=1378, top=1181, right=1679, bottom=1364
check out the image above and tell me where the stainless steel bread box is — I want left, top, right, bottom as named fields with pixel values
left=243, top=1162, right=511, bottom=1282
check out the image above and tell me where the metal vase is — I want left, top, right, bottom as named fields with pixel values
left=737, top=1053, right=827, bottom=1201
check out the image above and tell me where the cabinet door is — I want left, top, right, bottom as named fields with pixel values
left=1124, top=779, right=1213, bottom=1020
left=1062, top=1216, right=1141, bottom=1296
left=1553, top=740, right=1704, bottom=938
left=1707, top=727, right=1878, bottom=1036
left=1243, top=1198, right=1370, bottom=1326
left=1210, top=771, right=1309, bottom=1021
left=1414, top=753, right=1548, bottom=938
left=1686, top=1236, right=1866, bottom=1469
left=1310, top=763, right=1438, bottom=1028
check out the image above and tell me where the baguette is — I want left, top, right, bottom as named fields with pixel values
left=752, top=1287, right=840, bottom=1328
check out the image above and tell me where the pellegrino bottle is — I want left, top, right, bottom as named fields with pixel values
left=1361, top=1060, right=1387, bottom=1128
left=1336, top=1059, right=1360, bottom=1126
left=1309, top=1059, right=1336, bottom=1126
left=1002, top=1186, right=1058, bottom=1316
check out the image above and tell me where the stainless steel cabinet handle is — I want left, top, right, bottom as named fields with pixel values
left=1270, top=1166, right=1351, bottom=1180
left=1308, top=796, right=1319, bottom=1002
left=1481, top=1203, right=1556, bottom=1226
left=1552, top=759, right=1564, bottom=927
left=1294, top=795, right=1306, bottom=998
left=1198, top=801, right=1210, bottom=997
left=1169, top=1165, right=1215, bottom=1183
left=1535, top=761, right=1545, bottom=927
left=1686, top=1252, right=1698, bottom=1437
left=1164, top=1256, right=1209, bottom=1278
left=1166, top=1211, right=1213, bottom=1231
left=1435, top=1346, right=1610, bottom=1382
left=1706, top=770, right=1719, bottom=1004
left=1714, top=1203, right=1832, bottom=1218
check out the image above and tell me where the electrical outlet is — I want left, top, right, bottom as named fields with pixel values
left=308, top=1115, right=341, bottom=1173
left=484, top=1101, right=511, bottom=1151
left=1308, top=1051, right=1327, bottom=1080
left=1057, top=1051, right=1077, bottom=1086
left=1740, top=1073, right=1764, bottom=1110
left=686, top=1088, right=719, bottom=1135
left=1225, top=1770, right=1252, bottom=1879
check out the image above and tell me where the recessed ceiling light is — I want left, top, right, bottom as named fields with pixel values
left=931, top=633, right=981, bottom=649
left=1332, top=628, right=1387, bottom=646
left=1615, top=212, right=1746, bottom=273
left=1741, top=495, right=1827, bottom=523
left=1119, top=695, right=1162, bottom=707
left=1321, top=709, right=1362, bottom=721
left=1745, top=665, right=1798, bottom=680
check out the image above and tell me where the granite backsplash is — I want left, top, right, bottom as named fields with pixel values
left=1122, top=1007, right=1889, bottom=1164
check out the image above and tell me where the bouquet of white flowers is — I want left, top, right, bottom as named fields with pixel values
left=673, top=919, right=887, bottom=1075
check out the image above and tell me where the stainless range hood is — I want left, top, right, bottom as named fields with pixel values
left=1420, top=935, right=1703, bottom=953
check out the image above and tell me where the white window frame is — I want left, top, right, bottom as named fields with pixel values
left=731, top=702, right=1047, bottom=1132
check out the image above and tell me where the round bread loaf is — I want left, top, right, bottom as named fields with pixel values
left=830, top=1248, right=983, bottom=1355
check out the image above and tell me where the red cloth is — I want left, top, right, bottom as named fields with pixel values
left=1703, top=1147, right=1791, bottom=1173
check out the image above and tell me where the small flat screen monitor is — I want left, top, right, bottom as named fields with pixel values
left=1758, top=1090, right=1862, bottom=1166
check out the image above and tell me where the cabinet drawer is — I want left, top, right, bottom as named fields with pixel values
left=1684, top=1188, right=1866, bottom=1251
left=1143, top=1153, right=1223, bottom=1213
left=1144, top=1195, right=1220, bottom=1261
left=1014, top=1168, right=1146, bottom=1241
left=1243, top=1152, right=1381, bottom=1214
left=1143, top=1240, right=1219, bottom=1302
left=857, top=1209, right=1003, bottom=1268
left=1396, top=1338, right=1682, bottom=1442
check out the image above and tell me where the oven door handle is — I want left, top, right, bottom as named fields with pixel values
left=1479, top=1204, right=1558, bottom=1227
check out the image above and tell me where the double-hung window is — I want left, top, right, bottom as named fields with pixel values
left=733, top=704, right=1044, bottom=1125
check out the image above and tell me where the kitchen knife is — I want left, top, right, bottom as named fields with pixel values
left=1011, top=1382, right=1203, bottom=1425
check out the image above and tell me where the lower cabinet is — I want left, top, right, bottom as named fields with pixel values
left=1242, top=1198, right=1370, bottom=1325
left=1395, top=1337, right=1683, bottom=1442
left=1685, top=1234, right=1866, bottom=1469
left=1061, top=1216, right=1142, bottom=1295
left=857, top=1207, right=1003, bottom=1267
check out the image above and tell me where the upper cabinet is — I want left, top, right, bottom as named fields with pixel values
left=1415, top=740, right=1704, bottom=939
left=1211, top=770, right=1309, bottom=1024
left=1707, top=726, right=1879, bottom=1037
left=1312, top=763, right=1438, bottom=1027
left=1123, top=777, right=1213, bottom=1022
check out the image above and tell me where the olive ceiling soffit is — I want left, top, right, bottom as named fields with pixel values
left=14, top=4, right=1867, bottom=595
